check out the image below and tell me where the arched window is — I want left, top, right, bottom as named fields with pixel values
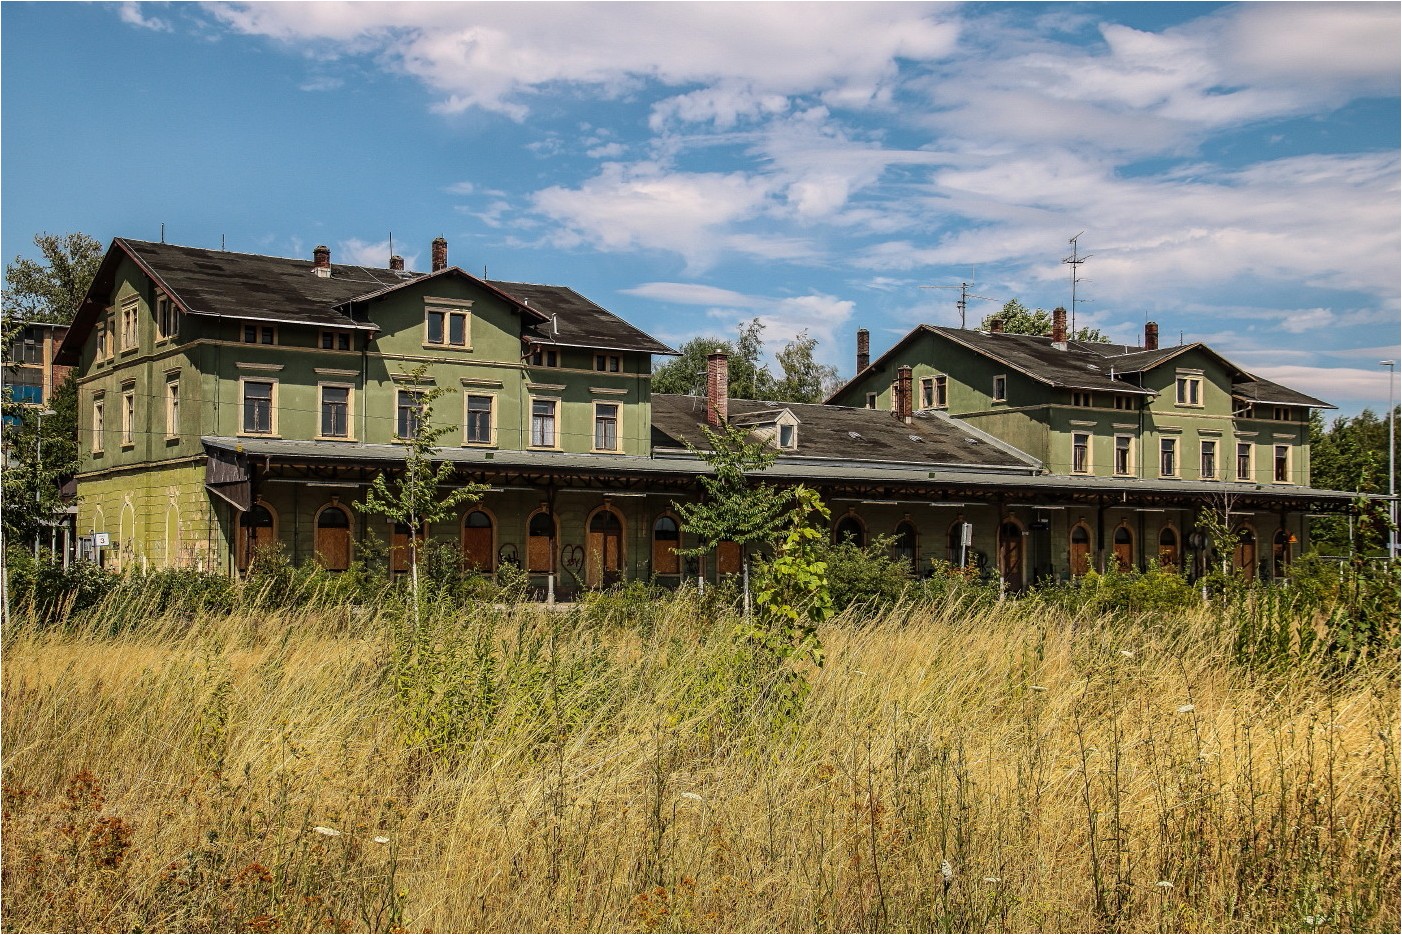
left=999, top=520, right=1025, bottom=590
left=1233, top=526, right=1257, bottom=581
left=893, top=521, right=918, bottom=573
left=1272, top=528, right=1293, bottom=578
left=527, top=511, right=556, bottom=573
left=238, top=502, right=277, bottom=571
left=314, top=505, right=352, bottom=572
left=834, top=515, right=865, bottom=547
left=1112, top=526, right=1134, bottom=572
left=587, top=508, right=625, bottom=587
left=947, top=520, right=970, bottom=566
left=1158, top=526, right=1180, bottom=568
left=652, top=515, right=681, bottom=576
left=462, top=510, right=495, bottom=571
left=1069, top=523, right=1092, bottom=577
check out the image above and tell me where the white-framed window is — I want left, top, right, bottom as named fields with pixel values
left=530, top=346, right=560, bottom=367
left=242, top=323, right=276, bottom=345
left=156, top=294, right=177, bottom=341
left=1200, top=439, right=1217, bottom=479
left=120, top=299, right=139, bottom=350
left=1274, top=445, right=1290, bottom=482
left=319, top=384, right=353, bottom=439
left=1160, top=437, right=1178, bottom=477
left=320, top=330, right=352, bottom=351
left=1072, top=391, right=1093, bottom=408
left=396, top=389, right=426, bottom=439
left=241, top=378, right=277, bottom=435
left=165, top=376, right=181, bottom=437
left=778, top=423, right=796, bottom=449
left=920, top=377, right=934, bottom=409
left=593, top=402, right=620, bottom=451
left=1175, top=375, right=1202, bottom=407
left=1114, top=434, right=1133, bottom=476
left=465, top=394, right=494, bottom=446
left=992, top=374, right=1007, bottom=402
left=425, top=306, right=469, bottom=347
left=1071, top=432, right=1091, bottom=474
left=121, top=382, right=136, bottom=446
left=1236, top=442, right=1253, bottom=480
left=95, top=322, right=108, bottom=361
left=594, top=354, right=622, bottom=373
left=530, top=398, right=558, bottom=448
left=91, top=394, right=105, bottom=454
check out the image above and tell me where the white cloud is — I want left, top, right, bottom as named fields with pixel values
left=1251, top=364, right=1396, bottom=411
left=119, top=2, right=172, bottom=32
left=622, top=282, right=758, bottom=307
left=336, top=238, right=418, bottom=270
left=444, top=181, right=475, bottom=195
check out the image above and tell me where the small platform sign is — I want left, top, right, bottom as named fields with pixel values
left=92, top=532, right=110, bottom=547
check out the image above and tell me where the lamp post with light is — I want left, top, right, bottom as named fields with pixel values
left=1383, top=360, right=1397, bottom=560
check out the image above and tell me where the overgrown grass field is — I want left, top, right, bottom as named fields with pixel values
left=3, top=577, right=1398, bottom=933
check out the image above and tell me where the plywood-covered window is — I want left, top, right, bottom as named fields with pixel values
left=652, top=515, right=681, bottom=575
left=315, top=505, right=351, bottom=572
left=527, top=511, right=556, bottom=573
left=1069, top=523, right=1092, bottom=577
left=461, top=510, right=495, bottom=571
left=587, top=509, right=625, bottom=587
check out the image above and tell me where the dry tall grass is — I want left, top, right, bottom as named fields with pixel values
left=3, top=591, right=1397, bottom=933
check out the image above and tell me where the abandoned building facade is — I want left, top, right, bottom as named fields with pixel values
left=53, top=237, right=1353, bottom=594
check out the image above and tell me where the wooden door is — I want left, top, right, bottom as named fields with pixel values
left=238, top=503, right=277, bottom=572
left=1069, top=525, right=1092, bottom=577
left=527, top=512, right=555, bottom=573
left=1158, top=527, right=1179, bottom=568
left=587, top=511, right=624, bottom=587
left=652, top=516, right=680, bottom=576
left=1112, top=527, right=1134, bottom=571
left=462, top=511, right=494, bottom=571
left=1233, top=529, right=1257, bottom=581
left=315, top=506, right=351, bottom=571
left=999, top=522, right=1024, bottom=590
left=716, top=540, right=742, bottom=576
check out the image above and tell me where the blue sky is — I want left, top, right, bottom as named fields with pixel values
left=3, top=1, right=1398, bottom=414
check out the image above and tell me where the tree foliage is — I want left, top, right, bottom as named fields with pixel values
left=651, top=318, right=839, bottom=404
left=980, top=299, right=1109, bottom=343
left=3, top=232, right=104, bottom=323
left=773, top=331, right=840, bottom=403
left=672, top=423, right=790, bottom=556
left=1, top=370, right=79, bottom=550
left=1309, top=407, right=1398, bottom=555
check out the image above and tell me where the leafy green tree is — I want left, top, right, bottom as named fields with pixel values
left=3, top=232, right=104, bottom=323
left=1309, top=407, right=1397, bottom=555
left=359, top=367, right=488, bottom=621
left=980, top=299, right=1109, bottom=343
left=673, top=422, right=791, bottom=562
left=652, top=319, right=776, bottom=399
left=1, top=370, right=79, bottom=553
left=773, top=331, right=840, bottom=404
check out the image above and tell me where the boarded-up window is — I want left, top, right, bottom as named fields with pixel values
left=1233, top=528, right=1257, bottom=581
left=238, top=503, right=277, bottom=572
left=653, top=516, right=680, bottom=575
left=1112, top=527, right=1133, bottom=571
left=527, top=512, right=555, bottom=573
left=587, top=510, right=624, bottom=587
left=315, top=506, right=351, bottom=572
left=390, top=522, right=425, bottom=575
left=1069, top=524, right=1092, bottom=577
left=1158, top=527, right=1179, bottom=568
left=462, top=510, right=494, bottom=570
left=716, top=540, right=742, bottom=575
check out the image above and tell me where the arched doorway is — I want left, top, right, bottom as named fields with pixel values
left=947, top=520, right=970, bottom=567
left=1112, top=526, right=1134, bottom=571
left=999, top=520, right=1025, bottom=591
left=238, top=502, right=277, bottom=572
left=1158, top=526, right=1180, bottom=569
left=461, top=510, right=495, bottom=571
left=527, top=511, right=556, bottom=574
left=390, top=521, right=426, bottom=575
left=652, top=515, right=681, bottom=577
left=1069, top=523, right=1092, bottom=577
left=314, top=504, right=351, bottom=571
left=834, top=514, right=865, bottom=547
left=587, top=508, right=625, bottom=587
left=893, top=520, right=919, bottom=574
left=715, top=540, right=742, bottom=576
left=1233, top=526, right=1257, bottom=581
left=1272, top=528, right=1293, bottom=578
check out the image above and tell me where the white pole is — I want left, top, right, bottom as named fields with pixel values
left=1383, top=361, right=1397, bottom=560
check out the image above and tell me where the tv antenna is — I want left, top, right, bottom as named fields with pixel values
left=1062, top=233, right=1091, bottom=334
left=922, top=281, right=1002, bottom=329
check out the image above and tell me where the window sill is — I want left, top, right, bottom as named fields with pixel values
left=422, top=343, right=472, bottom=352
left=528, top=445, right=563, bottom=452
left=121, top=443, right=135, bottom=450
left=462, top=441, right=497, bottom=449
left=591, top=448, right=624, bottom=455
left=315, top=435, right=357, bottom=443
left=238, top=432, right=280, bottom=439
left=165, top=435, right=180, bottom=445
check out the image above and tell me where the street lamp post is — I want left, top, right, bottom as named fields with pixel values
left=32, top=407, right=57, bottom=561
left=1383, top=361, right=1397, bottom=561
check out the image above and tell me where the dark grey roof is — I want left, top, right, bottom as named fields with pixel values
left=924, top=327, right=1155, bottom=394
left=650, top=394, right=1040, bottom=472
left=491, top=280, right=678, bottom=355
left=1232, top=376, right=1334, bottom=409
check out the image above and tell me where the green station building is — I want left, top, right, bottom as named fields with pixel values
left=54, top=238, right=1353, bottom=595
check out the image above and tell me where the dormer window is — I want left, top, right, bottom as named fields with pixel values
left=992, top=375, right=1007, bottom=402
left=321, top=330, right=352, bottom=351
left=778, top=423, right=796, bottom=449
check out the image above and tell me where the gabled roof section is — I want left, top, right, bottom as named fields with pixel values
left=338, top=266, right=550, bottom=326
left=651, top=394, right=1040, bottom=473
left=1232, top=376, right=1334, bottom=409
left=492, top=280, right=678, bottom=355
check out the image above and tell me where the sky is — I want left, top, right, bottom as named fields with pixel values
left=3, top=1, right=1399, bottom=415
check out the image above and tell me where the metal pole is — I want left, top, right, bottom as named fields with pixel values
left=1383, top=360, right=1397, bottom=560
left=33, top=409, right=43, bottom=561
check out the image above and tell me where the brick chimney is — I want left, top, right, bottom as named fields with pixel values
left=313, top=245, right=331, bottom=269
left=431, top=237, right=448, bottom=272
left=989, top=318, right=1005, bottom=334
left=705, top=352, right=729, bottom=428
left=1144, top=320, right=1159, bottom=351
left=856, top=328, right=870, bottom=373
left=896, top=365, right=914, bottom=424
left=389, top=255, right=405, bottom=272
left=1051, top=307, right=1067, bottom=344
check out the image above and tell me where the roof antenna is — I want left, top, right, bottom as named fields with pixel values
left=388, top=231, right=394, bottom=266
left=483, top=264, right=488, bottom=279
left=221, top=234, right=226, bottom=251
left=160, top=223, right=165, bottom=244
left=1062, top=233, right=1091, bottom=335
left=922, top=279, right=1001, bottom=329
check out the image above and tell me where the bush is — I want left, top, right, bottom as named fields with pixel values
left=819, top=535, right=915, bottom=613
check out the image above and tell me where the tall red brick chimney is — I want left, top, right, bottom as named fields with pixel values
left=431, top=237, right=448, bottom=272
left=896, top=365, right=914, bottom=424
left=1051, top=306, right=1068, bottom=344
left=389, top=255, right=405, bottom=272
left=856, top=328, right=871, bottom=373
left=313, top=245, right=331, bottom=269
left=706, top=352, right=729, bottom=428
left=989, top=318, right=1005, bottom=334
left=1144, top=321, right=1159, bottom=351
